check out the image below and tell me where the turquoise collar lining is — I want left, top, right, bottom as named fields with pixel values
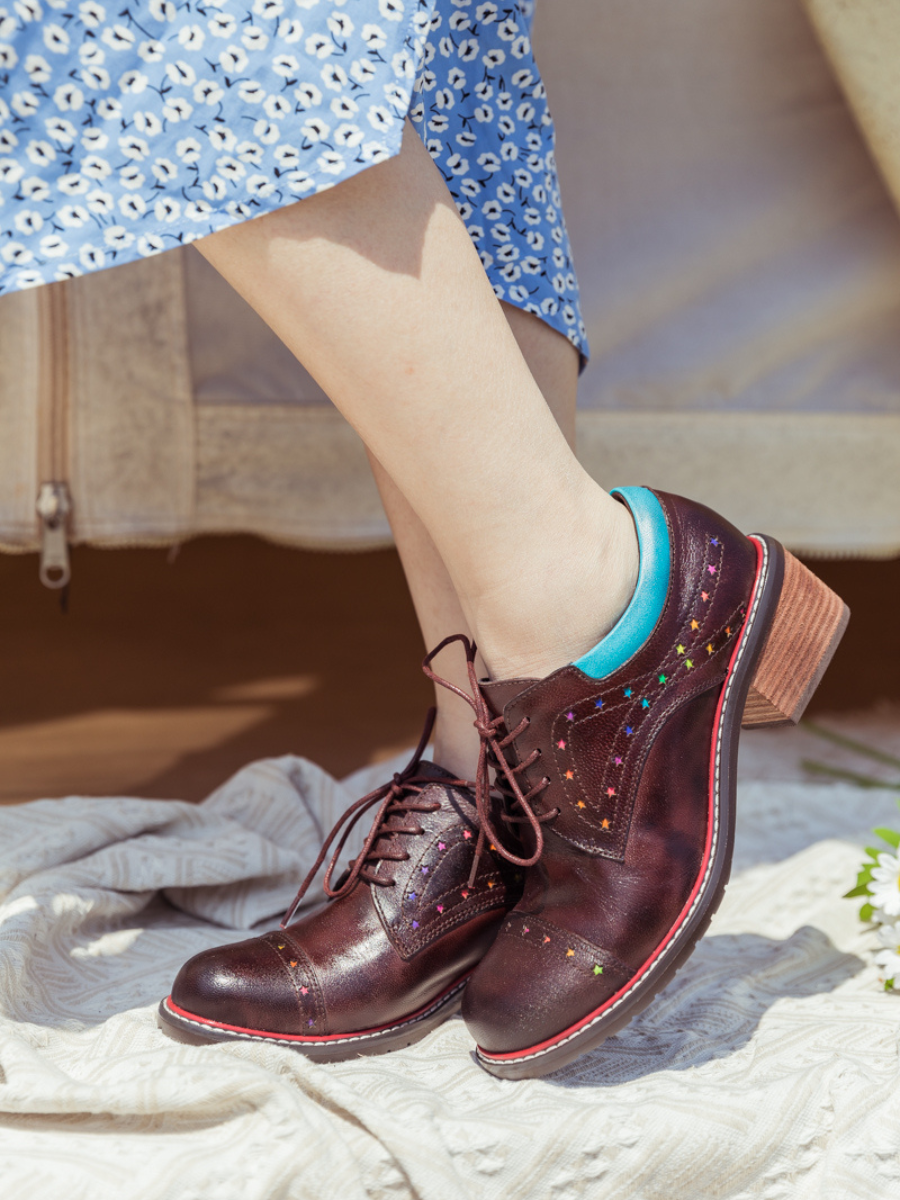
left=573, top=487, right=671, bottom=681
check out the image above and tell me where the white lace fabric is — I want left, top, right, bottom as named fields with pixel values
left=0, top=754, right=897, bottom=1198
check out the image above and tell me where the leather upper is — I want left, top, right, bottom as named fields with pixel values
left=462, top=490, right=760, bottom=1053
left=172, top=763, right=521, bottom=1036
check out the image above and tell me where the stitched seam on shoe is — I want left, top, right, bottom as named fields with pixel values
left=164, top=976, right=468, bottom=1047
left=479, top=535, right=770, bottom=1065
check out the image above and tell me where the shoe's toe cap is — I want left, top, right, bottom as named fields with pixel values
left=462, top=915, right=627, bottom=1055
left=170, top=934, right=315, bottom=1036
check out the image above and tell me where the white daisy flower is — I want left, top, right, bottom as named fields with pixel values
left=13, top=208, right=43, bottom=235
left=154, top=197, right=181, bottom=223
left=245, top=172, right=276, bottom=196
left=104, top=225, right=134, bottom=250
left=24, top=54, right=50, bottom=81
left=85, top=188, right=113, bottom=214
left=870, top=853, right=900, bottom=917
left=186, top=200, right=213, bottom=221
left=78, top=1, right=105, bottom=27
left=119, top=70, right=149, bottom=94
left=137, top=233, right=165, bottom=257
left=118, top=193, right=147, bottom=219
left=81, top=65, right=111, bottom=90
left=235, top=140, right=263, bottom=165
left=875, top=918, right=900, bottom=985
left=253, top=119, right=280, bottom=145
left=96, top=98, right=122, bottom=121
left=138, top=39, right=165, bottom=62
left=378, top=0, right=404, bottom=22
left=101, top=24, right=135, bottom=51
left=221, top=46, right=249, bottom=74
left=361, top=24, right=386, bottom=50
left=166, top=60, right=196, bottom=88
left=208, top=12, right=237, bottom=38
left=81, top=154, right=112, bottom=179
left=57, top=173, right=89, bottom=194
left=54, top=263, right=83, bottom=280
left=12, top=91, right=40, bottom=118
left=178, top=24, right=205, bottom=51
left=264, top=94, right=291, bottom=120
left=21, top=176, right=50, bottom=201
left=58, top=203, right=90, bottom=228
left=40, top=233, right=68, bottom=256
left=26, top=139, right=56, bottom=166
left=151, top=158, right=178, bottom=182
left=163, top=97, right=193, bottom=123
left=242, top=26, right=268, bottom=52
left=208, top=125, right=237, bottom=152
left=43, top=23, right=70, bottom=53
left=278, top=19, right=304, bottom=43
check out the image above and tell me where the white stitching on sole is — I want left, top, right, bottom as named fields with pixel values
left=163, top=976, right=468, bottom=1048
left=479, top=536, right=771, bottom=1068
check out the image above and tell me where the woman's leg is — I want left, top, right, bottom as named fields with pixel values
left=196, top=122, right=638, bottom=685
left=367, top=304, right=579, bottom=780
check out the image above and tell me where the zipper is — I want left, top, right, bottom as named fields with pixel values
left=35, top=281, right=72, bottom=590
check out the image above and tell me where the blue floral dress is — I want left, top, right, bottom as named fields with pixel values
left=0, top=0, right=587, bottom=354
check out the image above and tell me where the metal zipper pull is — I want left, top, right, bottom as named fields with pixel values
left=36, top=482, right=72, bottom=590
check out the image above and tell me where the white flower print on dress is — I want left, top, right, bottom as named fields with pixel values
left=0, top=0, right=586, bottom=356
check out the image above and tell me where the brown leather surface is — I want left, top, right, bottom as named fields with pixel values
left=171, top=762, right=521, bottom=1036
left=462, top=490, right=761, bottom=1053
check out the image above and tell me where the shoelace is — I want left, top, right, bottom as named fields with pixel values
left=282, top=708, right=467, bottom=927
left=422, top=634, right=558, bottom=888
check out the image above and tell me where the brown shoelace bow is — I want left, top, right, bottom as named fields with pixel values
left=422, top=633, right=557, bottom=888
left=282, top=708, right=467, bottom=927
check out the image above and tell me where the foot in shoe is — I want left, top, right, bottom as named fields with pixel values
left=426, top=487, right=849, bottom=1079
left=158, top=711, right=522, bottom=1061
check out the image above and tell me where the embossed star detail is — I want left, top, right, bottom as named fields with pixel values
left=614, top=756, right=623, bottom=765
left=606, top=787, right=616, bottom=796
left=523, top=926, right=530, bottom=934
left=690, top=619, right=699, bottom=630
left=557, top=739, right=566, bottom=749
left=676, top=644, right=685, bottom=655
left=625, top=726, right=633, bottom=736
left=461, top=890, right=469, bottom=899
left=706, top=643, right=714, bottom=654
left=685, top=659, right=694, bottom=669
left=624, top=687, right=632, bottom=698
left=543, top=936, right=551, bottom=944
left=711, top=537, right=720, bottom=546
left=565, top=769, right=574, bottom=779
left=593, top=964, right=604, bottom=975
left=701, top=591, right=709, bottom=602
left=463, top=830, right=472, bottom=839
left=436, top=905, right=444, bottom=913
left=707, top=564, right=717, bottom=575
left=566, top=948, right=575, bottom=957
left=412, top=921, right=419, bottom=929
left=438, top=842, right=445, bottom=850
left=289, top=960, right=297, bottom=968
left=601, top=818, right=610, bottom=829
left=300, top=986, right=308, bottom=995
left=487, top=880, right=495, bottom=888
left=594, top=698, right=604, bottom=709
left=566, top=711, right=575, bottom=721
left=658, top=674, right=666, bottom=684
left=576, top=800, right=586, bottom=809
left=725, top=626, right=731, bottom=636
left=641, top=698, right=650, bottom=708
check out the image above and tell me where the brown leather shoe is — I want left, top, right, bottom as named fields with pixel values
left=159, top=713, right=521, bottom=1060
left=425, top=487, right=848, bottom=1078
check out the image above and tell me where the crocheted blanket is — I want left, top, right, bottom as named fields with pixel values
left=0, top=753, right=896, bottom=1199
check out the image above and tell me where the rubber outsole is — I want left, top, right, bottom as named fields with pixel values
left=158, top=971, right=470, bottom=1062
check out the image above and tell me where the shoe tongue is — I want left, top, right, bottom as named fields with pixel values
left=480, top=677, right=538, bottom=720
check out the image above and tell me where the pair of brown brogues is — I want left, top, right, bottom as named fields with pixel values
left=160, top=488, right=848, bottom=1079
